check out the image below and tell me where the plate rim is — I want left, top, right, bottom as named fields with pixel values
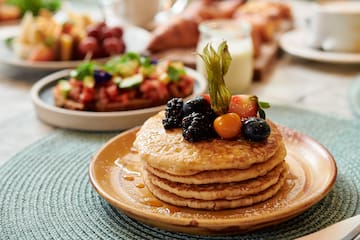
left=88, top=126, right=338, bottom=227
left=280, top=30, right=360, bottom=64
left=30, top=67, right=208, bottom=130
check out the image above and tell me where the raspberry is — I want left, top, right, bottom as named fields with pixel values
left=162, top=98, right=184, bottom=129
left=182, top=112, right=215, bottom=142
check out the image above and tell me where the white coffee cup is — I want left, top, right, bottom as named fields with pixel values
left=103, top=0, right=188, bottom=28
left=307, top=1, right=360, bottom=53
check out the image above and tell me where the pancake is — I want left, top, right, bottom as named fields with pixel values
left=146, top=161, right=287, bottom=201
left=144, top=167, right=288, bottom=210
left=145, top=143, right=286, bottom=184
left=134, top=111, right=284, bottom=175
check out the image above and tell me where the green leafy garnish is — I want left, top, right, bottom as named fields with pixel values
left=198, top=41, right=232, bottom=115
left=6, top=0, right=61, bottom=16
left=140, top=56, right=152, bottom=67
left=167, top=65, right=185, bottom=82
left=104, top=52, right=141, bottom=76
left=5, top=37, right=14, bottom=49
left=258, top=101, right=271, bottom=119
left=70, top=61, right=95, bottom=80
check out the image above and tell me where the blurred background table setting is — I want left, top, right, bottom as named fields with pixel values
left=0, top=0, right=359, bottom=239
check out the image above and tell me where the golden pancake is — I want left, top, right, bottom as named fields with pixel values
left=145, top=143, right=286, bottom=184
left=134, top=111, right=283, bottom=175
left=146, top=162, right=286, bottom=201
left=144, top=167, right=288, bottom=210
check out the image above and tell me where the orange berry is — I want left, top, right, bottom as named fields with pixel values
left=214, top=113, right=242, bottom=139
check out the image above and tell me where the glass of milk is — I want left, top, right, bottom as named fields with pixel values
left=196, top=20, right=253, bottom=94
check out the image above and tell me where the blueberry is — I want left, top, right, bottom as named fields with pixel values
left=242, top=117, right=271, bottom=141
left=94, top=70, right=112, bottom=84
left=183, top=96, right=212, bottom=117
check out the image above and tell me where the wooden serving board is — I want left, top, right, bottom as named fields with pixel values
left=150, top=39, right=281, bottom=82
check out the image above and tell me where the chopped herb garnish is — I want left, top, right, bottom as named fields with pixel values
left=71, top=61, right=95, bottom=80
left=167, top=65, right=185, bottom=82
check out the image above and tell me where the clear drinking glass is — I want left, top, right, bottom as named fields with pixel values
left=196, top=20, right=254, bottom=94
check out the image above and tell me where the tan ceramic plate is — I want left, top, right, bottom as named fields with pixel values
left=89, top=126, right=337, bottom=235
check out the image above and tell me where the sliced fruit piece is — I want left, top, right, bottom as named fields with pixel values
left=228, top=95, right=259, bottom=119
left=83, top=76, right=95, bottom=88
left=59, top=34, right=73, bottom=61
left=214, top=113, right=241, bottom=139
left=119, top=73, right=143, bottom=89
left=28, top=45, right=55, bottom=61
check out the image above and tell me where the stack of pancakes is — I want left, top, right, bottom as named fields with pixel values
left=134, top=111, right=288, bottom=210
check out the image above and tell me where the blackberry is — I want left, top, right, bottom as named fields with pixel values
left=182, top=112, right=215, bottom=142
left=162, top=98, right=184, bottom=129
left=242, top=117, right=271, bottom=141
left=183, top=96, right=212, bottom=117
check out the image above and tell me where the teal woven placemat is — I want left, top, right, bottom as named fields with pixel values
left=0, top=106, right=359, bottom=240
left=349, top=76, right=360, bottom=118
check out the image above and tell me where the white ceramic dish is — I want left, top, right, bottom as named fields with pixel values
left=31, top=68, right=207, bottom=131
left=0, top=26, right=150, bottom=69
left=280, top=30, right=360, bottom=64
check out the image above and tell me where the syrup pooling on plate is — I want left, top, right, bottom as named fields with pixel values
left=89, top=125, right=337, bottom=234
left=112, top=129, right=303, bottom=218
left=115, top=145, right=302, bottom=219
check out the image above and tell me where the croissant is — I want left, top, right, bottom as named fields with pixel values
left=147, top=0, right=244, bottom=53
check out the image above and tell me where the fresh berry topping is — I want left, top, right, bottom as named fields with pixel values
left=242, top=117, right=271, bottom=142
left=228, top=95, right=259, bottom=119
left=183, top=96, right=212, bottom=117
left=214, top=113, right=242, bottom=139
left=182, top=112, right=214, bottom=142
left=162, top=98, right=184, bottom=129
left=94, top=70, right=112, bottom=84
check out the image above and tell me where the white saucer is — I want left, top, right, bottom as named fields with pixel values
left=280, top=30, right=360, bottom=64
left=31, top=68, right=207, bottom=131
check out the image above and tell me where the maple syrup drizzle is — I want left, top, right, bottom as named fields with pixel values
left=123, top=175, right=135, bottom=181
left=136, top=183, right=145, bottom=188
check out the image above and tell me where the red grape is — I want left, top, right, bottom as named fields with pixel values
left=79, top=37, right=99, bottom=55
left=103, top=37, right=125, bottom=55
left=86, top=25, right=101, bottom=40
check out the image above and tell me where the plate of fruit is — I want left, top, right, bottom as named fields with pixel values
left=0, top=11, right=150, bottom=69
left=31, top=52, right=207, bottom=131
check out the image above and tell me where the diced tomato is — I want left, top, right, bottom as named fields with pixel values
left=62, top=22, right=73, bottom=34
left=69, top=86, right=82, bottom=101
left=178, top=76, right=194, bottom=93
left=140, top=79, right=169, bottom=102
left=114, top=90, right=136, bottom=104
left=69, top=78, right=83, bottom=87
left=105, top=84, right=119, bottom=101
left=98, top=87, right=109, bottom=104
left=80, top=87, right=95, bottom=103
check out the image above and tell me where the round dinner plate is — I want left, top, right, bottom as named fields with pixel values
left=89, top=126, right=337, bottom=235
left=280, top=30, right=360, bottom=64
left=0, top=25, right=150, bottom=69
left=31, top=68, right=207, bottom=131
